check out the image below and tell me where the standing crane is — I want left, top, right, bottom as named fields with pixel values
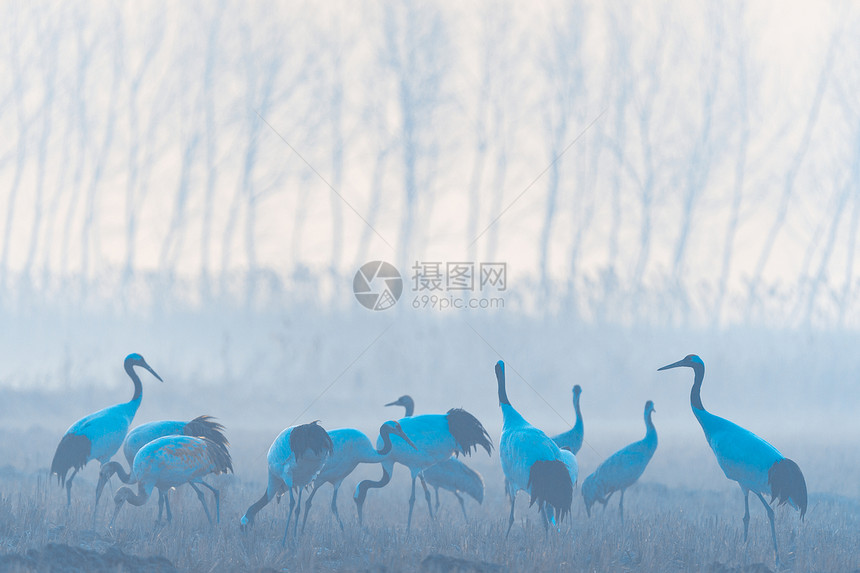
left=110, top=435, right=232, bottom=525
left=300, top=421, right=415, bottom=532
left=658, top=354, right=807, bottom=567
left=95, top=416, right=228, bottom=517
left=353, top=405, right=492, bottom=529
left=51, top=353, right=162, bottom=521
left=582, top=400, right=657, bottom=521
left=495, top=360, right=574, bottom=534
left=240, top=421, right=333, bottom=543
left=385, top=395, right=485, bottom=519
left=551, top=385, right=584, bottom=454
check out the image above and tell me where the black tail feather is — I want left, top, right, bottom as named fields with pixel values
left=446, top=408, right=493, bottom=457
left=201, top=436, right=233, bottom=475
left=50, top=434, right=91, bottom=486
left=528, top=459, right=572, bottom=523
left=184, top=416, right=229, bottom=449
left=289, top=421, right=334, bottom=460
left=768, top=457, right=807, bottom=519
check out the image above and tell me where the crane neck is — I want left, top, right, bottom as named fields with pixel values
left=377, top=427, right=395, bottom=456
left=401, top=402, right=414, bottom=418
left=125, top=362, right=144, bottom=404
left=690, top=363, right=705, bottom=411
left=497, top=373, right=510, bottom=406
left=117, top=482, right=149, bottom=507
left=573, top=393, right=583, bottom=431
left=644, top=410, right=656, bottom=441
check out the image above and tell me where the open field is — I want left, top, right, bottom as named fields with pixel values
left=0, top=312, right=858, bottom=571
left=0, top=423, right=858, bottom=572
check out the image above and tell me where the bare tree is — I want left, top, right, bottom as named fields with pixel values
left=0, top=6, right=36, bottom=289
left=671, top=2, right=724, bottom=281
left=747, top=24, right=841, bottom=309
left=536, top=2, right=586, bottom=294
left=715, top=2, right=752, bottom=325
left=22, top=8, right=60, bottom=282
left=381, top=1, right=449, bottom=271
left=121, top=8, right=165, bottom=288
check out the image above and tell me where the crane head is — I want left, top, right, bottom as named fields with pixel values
left=657, top=354, right=703, bottom=371
left=573, top=385, right=582, bottom=396
left=384, top=395, right=413, bottom=409
left=124, top=353, right=163, bottom=382
left=381, top=420, right=417, bottom=449
left=645, top=400, right=655, bottom=414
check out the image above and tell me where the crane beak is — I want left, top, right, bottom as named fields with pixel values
left=397, top=429, right=417, bottom=449
left=657, top=358, right=687, bottom=371
left=144, top=363, right=164, bottom=382
left=384, top=400, right=399, bottom=407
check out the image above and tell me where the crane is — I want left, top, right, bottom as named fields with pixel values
left=353, top=406, right=492, bottom=529
left=551, top=385, right=584, bottom=454
left=50, top=353, right=162, bottom=521
left=300, top=420, right=415, bottom=532
left=495, top=360, right=573, bottom=534
left=658, top=354, right=807, bottom=567
left=95, top=416, right=228, bottom=517
left=385, top=395, right=485, bottom=519
left=110, top=434, right=232, bottom=525
left=240, top=421, right=333, bottom=543
left=582, top=400, right=657, bottom=521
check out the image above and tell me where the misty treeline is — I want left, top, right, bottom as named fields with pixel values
left=0, top=1, right=858, bottom=326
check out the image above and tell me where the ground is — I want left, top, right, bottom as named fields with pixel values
left=0, top=427, right=857, bottom=572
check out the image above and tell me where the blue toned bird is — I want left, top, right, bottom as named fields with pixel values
left=300, top=421, right=415, bottom=532
left=353, top=404, right=492, bottom=529
left=658, top=354, right=807, bottom=567
left=495, top=361, right=574, bottom=534
left=551, top=385, right=584, bottom=454
left=96, top=416, right=228, bottom=515
left=422, top=459, right=484, bottom=519
left=240, top=421, right=333, bottom=543
left=110, top=434, right=232, bottom=525
left=50, top=353, right=162, bottom=521
left=385, top=395, right=485, bottom=519
left=582, top=400, right=657, bottom=521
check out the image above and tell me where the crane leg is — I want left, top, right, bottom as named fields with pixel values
left=293, top=488, right=303, bottom=537
left=65, top=468, right=79, bottom=506
left=190, top=483, right=214, bottom=525
left=407, top=475, right=418, bottom=531
left=110, top=499, right=124, bottom=528
left=539, top=505, right=550, bottom=537
left=164, top=490, right=173, bottom=523
left=742, top=488, right=751, bottom=542
left=455, top=492, right=467, bottom=520
left=619, top=489, right=625, bottom=523
left=157, top=490, right=165, bottom=523
left=301, top=483, right=321, bottom=533
left=434, top=487, right=441, bottom=512
left=419, top=474, right=434, bottom=520
left=330, top=482, right=345, bottom=531
left=506, top=492, right=516, bottom=538
left=754, top=491, right=780, bottom=568
left=92, top=486, right=100, bottom=529
left=195, top=480, right=220, bottom=523
left=281, top=489, right=296, bottom=545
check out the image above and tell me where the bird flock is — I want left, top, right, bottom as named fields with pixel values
left=50, top=352, right=807, bottom=567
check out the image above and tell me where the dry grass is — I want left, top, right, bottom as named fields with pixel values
left=0, top=429, right=858, bottom=572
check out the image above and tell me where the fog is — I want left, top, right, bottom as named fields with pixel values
left=0, top=2, right=858, bottom=570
